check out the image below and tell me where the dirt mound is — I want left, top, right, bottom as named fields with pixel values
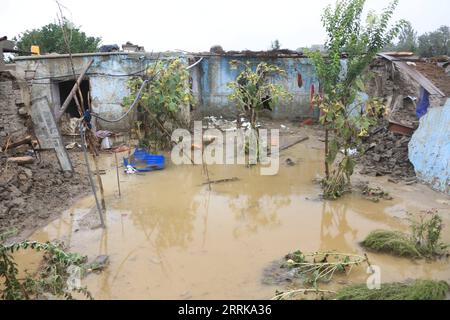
left=0, top=151, right=90, bottom=236
left=414, top=62, right=450, bottom=96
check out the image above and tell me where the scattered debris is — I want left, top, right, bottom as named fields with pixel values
left=285, top=158, right=296, bottom=166
left=357, top=182, right=393, bottom=202
left=65, top=142, right=81, bottom=150
left=359, top=121, right=416, bottom=181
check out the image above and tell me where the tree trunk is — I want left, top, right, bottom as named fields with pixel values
left=324, top=129, right=330, bottom=180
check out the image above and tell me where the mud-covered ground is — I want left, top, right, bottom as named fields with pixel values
left=0, top=150, right=90, bottom=239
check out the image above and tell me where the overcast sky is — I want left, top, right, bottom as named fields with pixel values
left=1, top=0, right=448, bottom=52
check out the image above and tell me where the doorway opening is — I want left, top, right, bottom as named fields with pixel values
left=58, top=79, right=90, bottom=118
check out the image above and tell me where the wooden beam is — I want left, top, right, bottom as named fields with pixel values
left=56, top=59, right=94, bottom=121
left=7, top=156, right=34, bottom=165
left=1, top=135, right=32, bottom=150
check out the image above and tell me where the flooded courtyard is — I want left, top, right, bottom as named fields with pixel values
left=16, top=133, right=450, bottom=300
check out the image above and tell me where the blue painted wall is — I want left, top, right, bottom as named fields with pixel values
left=191, top=56, right=319, bottom=119
left=409, top=98, right=450, bottom=194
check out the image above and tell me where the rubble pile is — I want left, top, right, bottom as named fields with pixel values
left=0, top=152, right=90, bottom=235
left=359, top=123, right=416, bottom=182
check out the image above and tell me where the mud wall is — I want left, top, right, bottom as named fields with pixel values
left=409, top=98, right=450, bottom=194
left=190, top=56, right=319, bottom=119
left=14, top=53, right=190, bottom=133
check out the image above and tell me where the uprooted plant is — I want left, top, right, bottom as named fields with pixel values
left=0, top=231, right=92, bottom=300
left=362, top=209, right=448, bottom=258
left=308, top=0, right=406, bottom=199
left=281, top=250, right=369, bottom=288
left=123, top=58, right=194, bottom=151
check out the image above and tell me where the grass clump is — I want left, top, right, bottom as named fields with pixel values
left=361, top=230, right=422, bottom=258
left=362, top=209, right=448, bottom=258
left=336, top=280, right=449, bottom=300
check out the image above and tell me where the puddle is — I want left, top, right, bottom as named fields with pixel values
left=19, top=143, right=450, bottom=299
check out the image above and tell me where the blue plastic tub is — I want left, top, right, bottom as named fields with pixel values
left=123, top=148, right=165, bottom=172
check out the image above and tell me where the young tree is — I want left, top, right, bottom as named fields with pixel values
left=13, top=20, right=101, bottom=54
left=308, top=0, right=405, bottom=199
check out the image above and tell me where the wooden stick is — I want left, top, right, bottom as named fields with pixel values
left=200, top=177, right=239, bottom=186
left=115, top=152, right=121, bottom=197
left=92, top=155, right=106, bottom=210
left=267, top=136, right=309, bottom=156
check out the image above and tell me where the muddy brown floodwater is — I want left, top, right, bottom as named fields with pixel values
left=15, top=135, right=450, bottom=299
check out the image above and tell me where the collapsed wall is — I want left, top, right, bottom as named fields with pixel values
left=360, top=56, right=450, bottom=183
left=0, top=71, right=90, bottom=236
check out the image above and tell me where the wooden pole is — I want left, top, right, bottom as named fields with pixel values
left=115, top=152, right=121, bottom=197
left=56, top=59, right=94, bottom=121
left=92, top=154, right=106, bottom=211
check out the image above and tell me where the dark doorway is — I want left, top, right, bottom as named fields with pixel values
left=58, top=79, right=90, bottom=118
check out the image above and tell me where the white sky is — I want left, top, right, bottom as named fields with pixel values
left=1, top=0, right=448, bottom=52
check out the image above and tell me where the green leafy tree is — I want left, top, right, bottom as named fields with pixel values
left=383, top=21, right=417, bottom=52
left=417, top=25, right=450, bottom=57
left=13, top=20, right=101, bottom=54
left=124, top=58, right=193, bottom=150
left=308, top=0, right=405, bottom=199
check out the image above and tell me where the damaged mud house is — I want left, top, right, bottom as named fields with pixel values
left=1, top=35, right=450, bottom=300
left=2, top=42, right=449, bottom=190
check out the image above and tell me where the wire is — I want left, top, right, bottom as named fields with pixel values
left=91, top=78, right=150, bottom=123
left=31, top=56, right=203, bottom=80
left=79, top=122, right=105, bottom=228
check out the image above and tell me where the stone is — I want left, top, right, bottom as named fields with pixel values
left=18, top=107, right=28, bottom=116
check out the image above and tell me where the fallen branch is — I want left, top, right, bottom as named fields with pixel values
left=268, top=136, right=309, bottom=156
left=200, top=177, right=240, bottom=186
left=271, top=288, right=336, bottom=300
